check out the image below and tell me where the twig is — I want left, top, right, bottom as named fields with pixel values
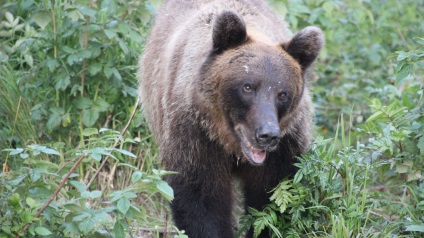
left=394, top=21, right=412, bottom=51
left=369, top=210, right=392, bottom=221
left=86, top=97, right=140, bottom=189
left=19, top=97, right=139, bottom=236
left=136, top=227, right=177, bottom=234
left=19, top=153, right=88, bottom=236
left=50, top=0, right=58, bottom=58
left=3, top=96, right=22, bottom=175
left=80, top=0, right=94, bottom=97
left=164, top=212, right=168, bottom=238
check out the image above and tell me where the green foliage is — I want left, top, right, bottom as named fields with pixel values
left=1, top=1, right=173, bottom=236
left=1, top=128, right=172, bottom=237
left=0, top=0, right=157, bottom=151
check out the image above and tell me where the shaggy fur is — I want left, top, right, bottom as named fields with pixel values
left=138, top=0, right=324, bottom=237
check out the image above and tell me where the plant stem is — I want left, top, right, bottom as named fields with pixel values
left=50, top=0, right=58, bottom=59
left=19, top=153, right=88, bottom=236
left=3, top=96, right=22, bottom=175
left=86, top=97, right=139, bottom=189
left=80, top=0, right=93, bottom=97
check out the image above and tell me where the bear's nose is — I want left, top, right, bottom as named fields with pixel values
left=255, top=125, right=280, bottom=148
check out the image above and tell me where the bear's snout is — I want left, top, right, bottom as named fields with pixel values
left=255, top=124, right=280, bottom=149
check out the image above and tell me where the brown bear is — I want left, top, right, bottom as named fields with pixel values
left=138, top=0, right=324, bottom=237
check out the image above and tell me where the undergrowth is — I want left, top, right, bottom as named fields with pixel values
left=1, top=0, right=423, bottom=237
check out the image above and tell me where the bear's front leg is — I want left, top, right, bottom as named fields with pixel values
left=236, top=141, right=300, bottom=238
left=164, top=150, right=235, bottom=238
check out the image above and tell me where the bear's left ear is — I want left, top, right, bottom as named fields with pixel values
left=283, top=26, right=324, bottom=70
left=212, top=10, right=247, bottom=54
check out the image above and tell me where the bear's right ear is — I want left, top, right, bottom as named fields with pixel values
left=212, top=11, right=247, bottom=54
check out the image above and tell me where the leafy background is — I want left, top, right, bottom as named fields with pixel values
left=0, top=0, right=423, bottom=237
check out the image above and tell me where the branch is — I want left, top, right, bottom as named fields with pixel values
left=20, top=153, right=88, bottom=236
left=19, top=97, right=140, bottom=236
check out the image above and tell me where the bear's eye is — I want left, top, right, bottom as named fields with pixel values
left=242, top=84, right=253, bottom=93
left=278, top=91, right=288, bottom=101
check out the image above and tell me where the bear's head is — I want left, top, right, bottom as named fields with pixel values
left=200, top=10, right=324, bottom=165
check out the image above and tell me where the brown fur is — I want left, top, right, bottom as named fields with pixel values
left=138, top=0, right=324, bottom=237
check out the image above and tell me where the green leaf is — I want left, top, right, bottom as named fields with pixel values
left=124, top=192, right=137, bottom=199
left=63, top=222, right=80, bottom=237
left=1, top=225, right=12, bottom=235
left=253, top=217, right=267, bottom=238
left=417, top=136, right=424, bottom=155
left=113, top=221, right=125, bottom=238
left=114, top=148, right=136, bottom=158
left=396, top=63, right=414, bottom=83
left=67, top=53, right=78, bottom=65
left=67, top=9, right=84, bottom=21
left=90, top=153, right=102, bottom=161
left=47, top=114, right=61, bottom=131
left=20, top=153, right=29, bottom=159
left=33, top=11, right=51, bottom=30
left=117, top=37, right=129, bottom=55
left=104, top=67, right=113, bottom=78
left=155, top=180, right=174, bottom=200
left=76, top=50, right=92, bottom=60
left=117, top=197, right=131, bottom=215
left=30, top=168, right=48, bottom=182
left=366, top=111, right=383, bottom=123
left=78, top=6, right=97, bottom=18
left=73, top=212, right=91, bottom=222
left=5, top=12, right=14, bottom=24
left=46, top=58, right=59, bottom=72
left=131, top=171, right=143, bottom=183
left=293, top=171, right=303, bottom=184
left=78, top=215, right=97, bottom=234
left=90, top=190, right=102, bottom=199
left=396, top=164, right=409, bottom=173
left=322, top=2, right=336, bottom=15
left=26, top=197, right=37, bottom=208
left=8, top=193, right=21, bottom=210
left=35, top=227, right=52, bottom=236
left=54, top=72, right=71, bottom=90
left=82, top=128, right=98, bottom=137
left=93, top=98, right=110, bottom=112
left=81, top=191, right=91, bottom=198
left=88, top=63, right=102, bottom=76
left=3, top=148, right=24, bottom=155
left=47, top=107, right=65, bottom=131
left=40, top=147, right=60, bottom=156
left=414, top=37, right=424, bottom=45
left=396, top=51, right=408, bottom=61
left=82, top=109, right=99, bottom=127
left=70, top=181, right=87, bottom=193
left=75, top=97, right=93, bottom=110
left=112, top=67, right=122, bottom=83
left=86, top=147, right=115, bottom=157
left=405, top=225, right=424, bottom=232
left=104, top=29, right=117, bottom=39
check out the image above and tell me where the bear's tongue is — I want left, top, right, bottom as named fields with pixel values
left=250, top=148, right=266, bottom=164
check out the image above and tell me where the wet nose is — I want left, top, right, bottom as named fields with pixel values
left=255, top=125, right=280, bottom=147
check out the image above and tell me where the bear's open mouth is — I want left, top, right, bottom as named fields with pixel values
left=239, top=131, right=267, bottom=165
